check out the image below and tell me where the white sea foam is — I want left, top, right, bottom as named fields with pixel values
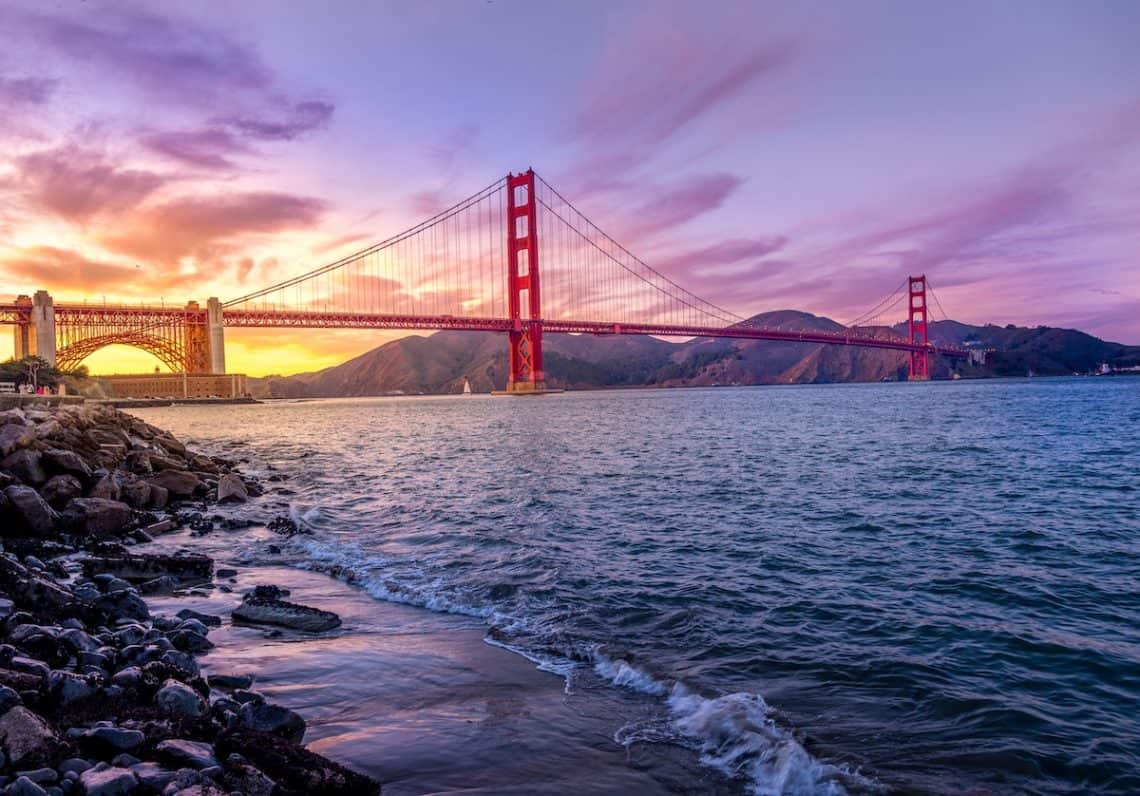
left=593, top=650, right=879, bottom=795
left=593, top=652, right=668, bottom=696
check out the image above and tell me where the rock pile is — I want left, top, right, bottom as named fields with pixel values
left=0, top=405, right=380, bottom=795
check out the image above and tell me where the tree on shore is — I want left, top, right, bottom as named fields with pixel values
left=0, top=356, right=89, bottom=390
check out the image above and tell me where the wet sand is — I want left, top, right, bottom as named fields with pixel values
left=143, top=536, right=734, bottom=795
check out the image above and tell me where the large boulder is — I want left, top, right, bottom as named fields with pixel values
left=217, top=729, right=381, bottom=796
left=155, top=738, right=217, bottom=769
left=39, top=474, right=83, bottom=509
left=1, top=450, right=47, bottom=486
left=3, top=485, right=58, bottom=535
left=78, top=766, right=138, bottom=796
left=0, top=423, right=35, bottom=457
left=80, top=553, right=213, bottom=583
left=150, top=469, right=202, bottom=498
left=59, top=498, right=133, bottom=537
left=41, top=448, right=92, bottom=479
left=232, top=595, right=341, bottom=633
left=119, top=479, right=151, bottom=509
left=0, top=706, right=57, bottom=767
left=216, top=473, right=248, bottom=503
left=237, top=702, right=306, bottom=743
left=155, top=679, right=205, bottom=718
left=0, top=557, right=80, bottom=617
left=87, top=473, right=120, bottom=501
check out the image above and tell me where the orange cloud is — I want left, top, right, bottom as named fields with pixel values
left=98, top=191, right=328, bottom=265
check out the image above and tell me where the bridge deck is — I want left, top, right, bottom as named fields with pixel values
left=0, top=304, right=966, bottom=358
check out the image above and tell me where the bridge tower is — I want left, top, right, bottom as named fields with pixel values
left=182, top=301, right=211, bottom=373
left=12, top=295, right=32, bottom=360
left=907, top=274, right=929, bottom=381
left=505, top=169, right=546, bottom=392
left=30, top=291, right=57, bottom=367
left=207, top=297, right=226, bottom=374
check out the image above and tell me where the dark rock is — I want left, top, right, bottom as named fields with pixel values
left=0, top=424, right=36, bottom=458
left=155, top=738, right=217, bottom=769
left=57, top=758, right=92, bottom=775
left=59, top=629, right=100, bottom=655
left=14, top=768, right=55, bottom=784
left=155, top=679, right=204, bottom=718
left=77, top=726, right=145, bottom=753
left=142, top=519, right=175, bottom=535
left=214, top=569, right=237, bottom=579
left=168, top=630, right=213, bottom=653
left=215, top=474, right=248, bottom=503
left=9, top=657, right=49, bottom=680
left=217, top=729, right=381, bottom=796
left=147, top=484, right=169, bottom=510
left=121, top=451, right=151, bottom=475
left=7, top=776, right=47, bottom=796
left=176, top=618, right=209, bottom=636
left=0, top=685, right=20, bottom=713
left=80, top=554, right=212, bottom=584
left=222, top=761, right=275, bottom=796
left=47, top=671, right=98, bottom=706
left=3, top=487, right=58, bottom=536
left=38, top=476, right=84, bottom=510
left=0, top=557, right=77, bottom=618
left=109, top=667, right=143, bottom=688
left=0, top=706, right=57, bottom=768
left=1, top=450, right=46, bottom=486
left=232, top=595, right=340, bottom=633
left=129, top=762, right=177, bottom=792
left=58, top=499, right=132, bottom=538
left=40, top=450, right=91, bottom=480
left=206, top=674, right=252, bottom=691
left=117, top=481, right=151, bottom=510
left=149, top=470, right=201, bottom=498
left=236, top=702, right=305, bottom=744
left=86, top=474, right=119, bottom=502
left=91, top=590, right=149, bottom=623
left=159, top=650, right=199, bottom=678
left=175, top=609, right=221, bottom=627
left=77, top=766, right=137, bottom=796
left=137, top=576, right=179, bottom=596
left=0, top=669, right=43, bottom=693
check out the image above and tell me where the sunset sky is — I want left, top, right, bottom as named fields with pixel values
left=1, top=0, right=1138, bottom=376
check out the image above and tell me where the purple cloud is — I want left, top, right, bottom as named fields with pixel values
left=13, top=144, right=167, bottom=223
left=140, top=127, right=252, bottom=170
left=628, top=173, right=743, bottom=238
left=217, top=100, right=335, bottom=141
left=657, top=237, right=789, bottom=279
left=9, top=6, right=271, bottom=106
left=0, top=75, right=58, bottom=106
left=577, top=45, right=790, bottom=151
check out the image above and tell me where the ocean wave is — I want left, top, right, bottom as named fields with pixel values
left=592, top=650, right=881, bottom=795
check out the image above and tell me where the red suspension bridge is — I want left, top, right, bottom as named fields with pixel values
left=1, top=170, right=966, bottom=387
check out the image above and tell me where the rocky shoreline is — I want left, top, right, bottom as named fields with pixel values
left=0, top=404, right=381, bottom=795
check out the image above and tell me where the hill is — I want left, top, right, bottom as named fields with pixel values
left=248, top=311, right=1140, bottom=397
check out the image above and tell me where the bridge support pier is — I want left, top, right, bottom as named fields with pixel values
left=12, top=295, right=31, bottom=360
left=207, top=297, right=226, bottom=374
left=908, top=275, right=929, bottom=381
left=505, top=169, right=546, bottom=392
left=32, top=290, right=56, bottom=368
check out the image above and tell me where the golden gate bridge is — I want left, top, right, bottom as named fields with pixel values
left=0, top=170, right=965, bottom=388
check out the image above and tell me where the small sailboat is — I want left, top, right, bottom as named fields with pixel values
left=462, top=378, right=472, bottom=395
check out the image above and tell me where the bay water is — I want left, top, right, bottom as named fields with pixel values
left=132, top=377, right=1140, bottom=795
